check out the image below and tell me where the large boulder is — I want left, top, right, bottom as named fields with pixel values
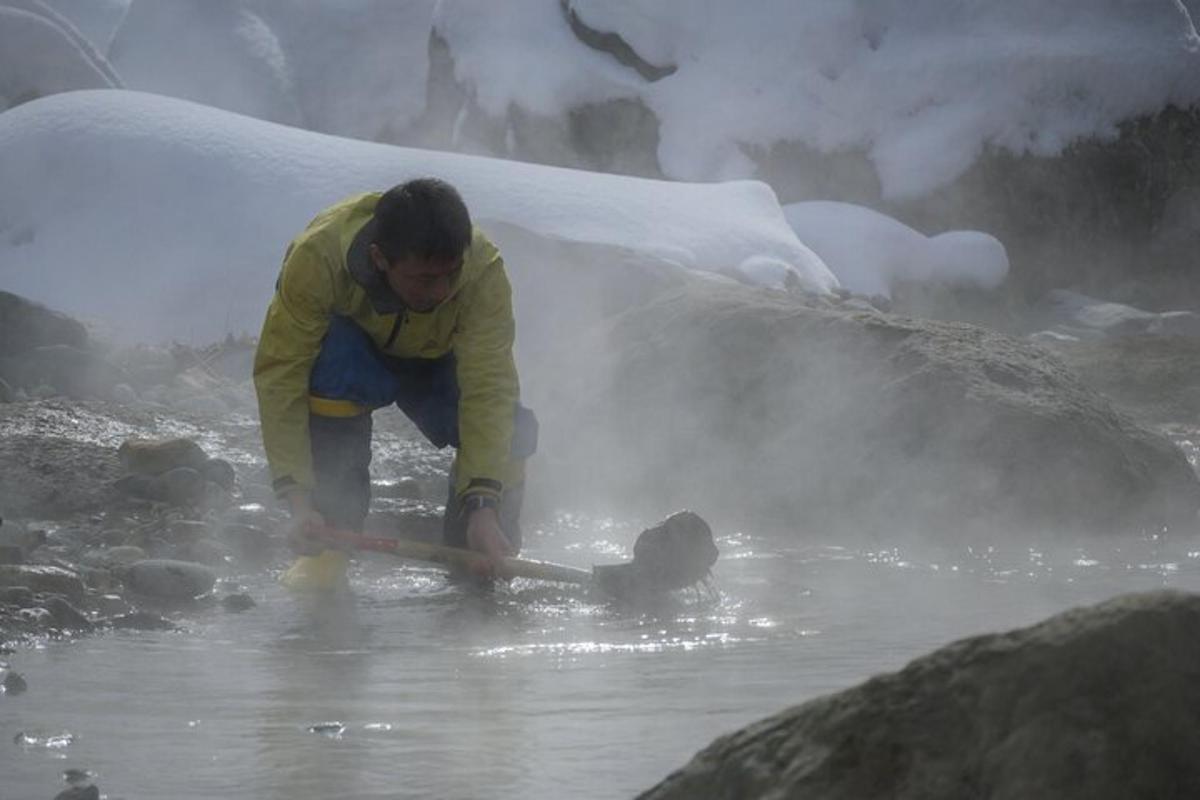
left=0, top=290, right=87, bottom=357
left=553, top=282, right=1200, bottom=538
left=640, top=590, right=1200, bottom=800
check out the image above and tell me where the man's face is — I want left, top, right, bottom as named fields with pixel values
left=372, top=246, right=462, bottom=312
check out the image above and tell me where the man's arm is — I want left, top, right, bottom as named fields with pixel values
left=253, top=241, right=334, bottom=502
left=453, top=243, right=519, bottom=502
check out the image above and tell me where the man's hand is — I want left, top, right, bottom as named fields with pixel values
left=465, top=506, right=513, bottom=577
left=285, top=489, right=327, bottom=556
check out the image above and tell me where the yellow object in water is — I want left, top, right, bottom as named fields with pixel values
left=280, top=550, right=350, bottom=591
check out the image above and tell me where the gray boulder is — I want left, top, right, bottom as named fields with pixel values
left=558, top=282, right=1200, bottom=538
left=0, top=291, right=86, bottom=357
left=0, top=564, right=84, bottom=603
left=121, top=559, right=215, bottom=600
left=117, top=437, right=209, bottom=476
left=640, top=590, right=1200, bottom=800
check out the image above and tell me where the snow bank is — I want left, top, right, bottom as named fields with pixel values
left=0, top=90, right=835, bottom=343
left=783, top=202, right=1008, bottom=298
left=436, top=0, right=1200, bottom=197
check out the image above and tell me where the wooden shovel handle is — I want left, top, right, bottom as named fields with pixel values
left=320, top=527, right=595, bottom=586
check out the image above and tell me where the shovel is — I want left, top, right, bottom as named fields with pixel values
left=318, top=510, right=719, bottom=601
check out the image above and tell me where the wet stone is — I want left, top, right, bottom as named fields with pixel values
left=117, top=437, right=209, bottom=476
left=54, top=785, right=99, bottom=800
left=93, top=593, right=129, bottom=617
left=221, top=592, right=255, bottom=612
left=0, top=565, right=85, bottom=603
left=162, top=467, right=206, bottom=507
left=113, top=473, right=165, bottom=502
left=122, top=559, right=216, bottom=600
left=79, top=567, right=112, bottom=593
left=201, top=457, right=236, bottom=490
left=44, top=596, right=93, bottom=631
left=2, top=670, right=27, bottom=695
left=107, top=610, right=177, bottom=631
left=0, top=586, right=34, bottom=607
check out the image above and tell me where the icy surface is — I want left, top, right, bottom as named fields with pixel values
left=784, top=201, right=1009, bottom=298
left=0, top=90, right=836, bottom=342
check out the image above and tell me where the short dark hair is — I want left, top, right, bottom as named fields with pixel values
left=373, top=178, right=472, bottom=263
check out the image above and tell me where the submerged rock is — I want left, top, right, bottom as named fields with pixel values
left=2, top=670, right=27, bottom=695
left=120, top=559, right=216, bottom=600
left=639, top=590, right=1200, bottom=800
left=44, top=596, right=93, bottom=632
left=221, top=592, right=255, bottom=612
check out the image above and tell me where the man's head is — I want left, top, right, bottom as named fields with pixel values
left=369, top=178, right=471, bottom=312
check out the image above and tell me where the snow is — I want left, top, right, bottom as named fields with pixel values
left=0, top=90, right=836, bottom=343
left=783, top=201, right=1009, bottom=299
left=26, top=1, right=1200, bottom=200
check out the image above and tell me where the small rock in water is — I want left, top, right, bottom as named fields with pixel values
left=122, top=559, right=216, bottom=600
left=3, top=670, right=28, bottom=695
left=54, top=784, right=99, bottom=800
left=309, top=722, right=346, bottom=738
left=107, top=610, right=177, bottom=631
left=221, top=592, right=255, bottom=612
left=44, top=596, right=94, bottom=632
left=201, top=458, right=237, bottom=490
left=118, top=437, right=209, bottom=476
left=161, top=467, right=206, bottom=507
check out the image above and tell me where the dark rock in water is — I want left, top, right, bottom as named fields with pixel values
left=161, top=467, right=206, bottom=507
left=568, top=282, right=1200, bottom=538
left=0, top=291, right=87, bottom=357
left=638, top=590, right=1200, bottom=800
left=0, top=586, right=35, bottom=607
left=594, top=511, right=718, bottom=598
left=0, top=565, right=85, bottom=603
left=121, top=559, right=215, bottom=600
left=117, top=437, right=209, bottom=476
left=2, top=670, right=27, bottom=695
left=44, top=596, right=93, bottom=631
left=107, top=610, right=177, bottom=631
left=54, top=785, right=99, bottom=800
left=201, top=457, right=236, bottom=490
left=221, top=592, right=255, bottom=612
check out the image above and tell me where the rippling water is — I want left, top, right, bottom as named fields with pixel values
left=4, top=409, right=1200, bottom=798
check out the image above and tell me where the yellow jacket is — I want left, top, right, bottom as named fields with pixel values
left=253, top=192, right=518, bottom=500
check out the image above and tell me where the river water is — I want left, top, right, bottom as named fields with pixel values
left=4, top=412, right=1200, bottom=799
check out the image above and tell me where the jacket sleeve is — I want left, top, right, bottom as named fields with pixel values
left=453, top=248, right=519, bottom=500
left=253, top=241, right=333, bottom=495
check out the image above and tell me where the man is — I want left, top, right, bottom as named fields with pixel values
left=253, top=178, right=536, bottom=589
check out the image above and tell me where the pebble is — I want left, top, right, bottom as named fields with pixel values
left=3, top=670, right=27, bottom=695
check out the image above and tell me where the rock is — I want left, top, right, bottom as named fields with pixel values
left=121, top=559, right=215, bottom=600
left=82, top=545, right=147, bottom=569
left=93, top=593, right=129, bottom=616
left=113, top=473, right=166, bottom=502
left=117, top=437, right=209, bottom=476
left=2, top=670, right=27, bottom=695
left=639, top=591, right=1200, bottom=800
left=0, top=291, right=87, bottom=358
left=111, top=382, right=139, bottom=405
left=186, top=538, right=232, bottom=566
left=0, top=565, right=85, bottom=603
left=201, top=457, right=236, bottom=490
left=54, top=785, right=99, bottom=800
left=0, top=586, right=35, bottom=607
left=220, top=522, right=274, bottom=561
left=564, top=282, right=1200, bottom=538
left=161, top=467, right=206, bottom=507
left=78, top=567, right=112, bottom=593
left=44, top=596, right=93, bottom=631
left=107, top=610, right=177, bottom=631
left=221, top=592, right=255, bottom=612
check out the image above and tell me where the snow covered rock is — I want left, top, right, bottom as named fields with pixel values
left=783, top=201, right=1009, bottom=299
left=559, top=281, right=1200, bottom=538
left=639, top=590, right=1200, bottom=800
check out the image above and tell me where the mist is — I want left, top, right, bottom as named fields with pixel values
left=2, top=2, right=1200, bottom=798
